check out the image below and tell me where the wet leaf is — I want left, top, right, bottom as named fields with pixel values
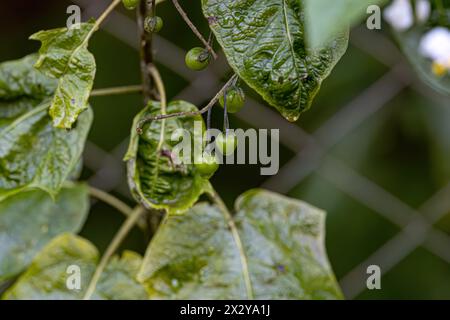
left=0, top=55, right=93, bottom=201
left=202, top=0, right=348, bottom=121
left=2, top=233, right=97, bottom=300
left=0, top=184, right=89, bottom=284
left=30, top=22, right=96, bottom=129
left=138, top=189, right=342, bottom=299
left=91, top=251, right=148, bottom=300
left=2, top=234, right=148, bottom=300
left=125, top=100, right=210, bottom=214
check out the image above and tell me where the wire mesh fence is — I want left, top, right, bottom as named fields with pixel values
left=73, top=0, right=450, bottom=299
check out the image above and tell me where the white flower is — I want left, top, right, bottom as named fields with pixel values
left=384, top=0, right=431, bottom=31
left=416, top=0, right=431, bottom=22
left=419, top=27, right=450, bottom=76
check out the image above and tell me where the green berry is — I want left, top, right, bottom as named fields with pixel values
left=216, top=132, right=237, bottom=156
left=122, top=0, right=139, bottom=10
left=185, top=47, right=210, bottom=71
left=144, top=16, right=163, bottom=33
left=195, top=153, right=219, bottom=176
left=219, top=87, right=245, bottom=113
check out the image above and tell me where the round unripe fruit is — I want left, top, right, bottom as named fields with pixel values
left=144, top=16, right=163, bottom=33
left=219, top=87, right=245, bottom=113
left=122, top=0, right=139, bottom=10
left=196, top=154, right=219, bottom=176
left=215, top=132, right=237, bottom=156
left=185, top=47, right=210, bottom=71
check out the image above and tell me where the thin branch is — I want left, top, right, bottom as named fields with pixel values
left=88, top=186, right=146, bottom=230
left=138, top=0, right=157, bottom=103
left=207, top=185, right=254, bottom=299
left=136, top=74, right=238, bottom=130
left=90, top=85, right=143, bottom=97
left=83, top=206, right=147, bottom=300
left=83, top=0, right=123, bottom=46
left=171, top=0, right=218, bottom=60
left=147, top=64, right=167, bottom=150
left=148, top=65, right=167, bottom=112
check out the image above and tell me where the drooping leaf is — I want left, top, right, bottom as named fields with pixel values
left=125, top=100, right=210, bottom=214
left=138, top=189, right=342, bottom=299
left=202, top=0, right=348, bottom=121
left=30, top=22, right=96, bottom=129
left=0, top=54, right=56, bottom=131
left=0, top=184, right=89, bottom=284
left=0, top=55, right=93, bottom=201
left=304, top=0, right=387, bottom=49
left=2, top=234, right=148, bottom=300
left=0, top=54, right=56, bottom=102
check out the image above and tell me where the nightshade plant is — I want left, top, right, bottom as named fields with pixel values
left=0, top=0, right=448, bottom=300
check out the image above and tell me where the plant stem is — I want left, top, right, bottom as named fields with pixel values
left=148, top=64, right=167, bottom=151
left=136, top=74, right=237, bottom=128
left=138, top=0, right=157, bottom=103
left=171, top=0, right=218, bottom=59
left=136, top=0, right=164, bottom=235
left=83, top=205, right=146, bottom=300
left=83, top=0, right=123, bottom=46
left=88, top=186, right=146, bottom=230
left=207, top=185, right=254, bottom=300
left=90, top=85, right=143, bottom=97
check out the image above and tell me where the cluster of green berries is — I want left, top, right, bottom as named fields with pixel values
left=123, top=0, right=244, bottom=176
left=195, top=132, right=238, bottom=176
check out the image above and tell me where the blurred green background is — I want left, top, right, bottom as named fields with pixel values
left=1, top=0, right=450, bottom=299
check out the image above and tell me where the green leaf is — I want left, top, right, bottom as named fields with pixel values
left=125, top=100, right=210, bottom=214
left=91, top=251, right=148, bottom=300
left=2, top=234, right=148, bottom=300
left=30, top=22, right=96, bottom=129
left=0, top=55, right=93, bottom=201
left=0, top=54, right=56, bottom=101
left=2, top=233, right=98, bottom=300
left=202, top=0, right=348, bottom=121
left=138, top=189, right=342, bottom=299
left=304, top=0, right=387, bottom=49
left=0, top=184, right=89, bottom=283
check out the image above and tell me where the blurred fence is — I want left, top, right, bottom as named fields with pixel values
left=73, top=0, right=450, bottom=299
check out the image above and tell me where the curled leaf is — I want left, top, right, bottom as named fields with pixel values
left=125, top=100, right=211, bottom=214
